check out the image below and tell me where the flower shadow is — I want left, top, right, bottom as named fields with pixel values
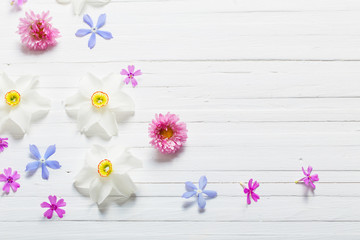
left=19, top=43, right=57, bottom=56
left=297, top=182, right=315, bottom=202
left=154, top=147, right=185, bottom=163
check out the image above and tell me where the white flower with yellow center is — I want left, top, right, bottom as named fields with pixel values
left=64, top=73, right=134, bottom=139
left=56, top=0, right=110, bottom=15
left=74, top=145, right=142, bottom=205
left=0, top=73, right=51, bottom=136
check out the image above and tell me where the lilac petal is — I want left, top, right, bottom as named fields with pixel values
left=247, top=193, right=251, bottom=204
left=44, top=209, right=53, bottom=219
left=45, top=160, right=61, bottom=169
left=120, top=69, right=129, bottom=75
left=42, top=164, right=49, bottom=180
left=131, top=78, right=138, bottom=87
left=311, top=174, right=319, bottom=181
left=83, top=14, right=93, bottom=28
left=40, top=202, right=51, bottom=208
left=252, top=192, right=260, bottom=202
left=197, top=193, right=206, bottom=209
left=57, top=199, right=66, bottom=207
left=55, top=208, right=66, bottom=218
left=185, top=181, right=197, bottom=191
left=2, top=183, right=10, bottom=193
left=96, top=14, right=106, bottom=29
left=133, top=69, right=142, bottom=76
left=25, top=161, right=40, bottom=172
left=182, top=191, right=196, bottom=199
left=44, top=145, right=56, bottom=160
left=128, top=65, right=135, bottom=73
left=96, top=30, right=113, bottom=40
left=29, top=145, right=41, bottom=160
left=198, top=176, right=207, bottom=190
left=202, top=190, right=217, bottom=198
left=76, top=29, right=92, bottom=37
left=88, top=33, right=96, bottom=49
left=48, top=195, right=57, bottom=205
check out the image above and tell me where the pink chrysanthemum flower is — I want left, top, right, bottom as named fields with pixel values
left=11, top=0, right=27, bottom=7
left=149, top=112, right=188, bottom=154
left=0, top=168, right=20, bottom=194
left=18, top=11, right=60, bottom=50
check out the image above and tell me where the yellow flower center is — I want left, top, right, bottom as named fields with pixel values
left=5, top=90, right=21, bottom=106
left=91, top=91, right=109, bottom=108
left=98, top=159, right=113, bottom=177
left=160, top=127, right=174, bottom=139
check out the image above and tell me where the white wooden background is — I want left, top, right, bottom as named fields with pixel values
left=0, top=0, right=360, bottom=239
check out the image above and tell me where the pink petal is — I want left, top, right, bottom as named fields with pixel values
left=10, top=182, right=20, bottom=192
left=307, top=166, right=313, bottom=174
left=302, top=167, right=308, bottom=176
left=133, top=69, right=142, bottom=76
left=131, top=78, right=138, bottom=87
left=0, top=174, right=7, bottom=182
left=128, top=65, right=135, bottom=73
left=248, top=179, right=253, bottom=189
left=56, top=199, right=66, bottom=207
left=311, top=174, right=319, bottom=182
left=4, top=168, right=12, bottom=177
left=124, top=77, right=130, bottom=84
left=244, top=188, right=249, bottom=194
left=48, top=195, right=57, bottom=205
left=44, top=209, right=54, bottom=219
left=252, top=192, right=260, bottom=202
left=247, top=193, right=251, bottom=204
left=310, top=181, right=316, bottom=189
left=55, top=208, right=66, bottom=218
left=252, top=181, right=259, bottom=190
left=12, top=171, right=20, bottom=181
left=303, top=178, right=309, bottom=186
left=40, top=202, right=51, bottom=208
left=120, top=69, right=128, bottom=75
left=2, top=183, right=10, bottom=193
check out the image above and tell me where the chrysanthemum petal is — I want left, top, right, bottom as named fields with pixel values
left=89, top=177, right=113, bottom=205
left=44, top=145, right=56, bottom=160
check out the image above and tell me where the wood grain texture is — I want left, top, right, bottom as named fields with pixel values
left=0, top=0, right=360, bottom=239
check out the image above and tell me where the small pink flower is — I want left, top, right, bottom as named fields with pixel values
left=296, top=166, right=319, bottom=189
left=241, top=179, right=260, bottom=205
left=0, top=138, right=9, bottom=153
left=0, top=168, right=20, bottom=194
left=11, top=0, right=27, bottom=7
left=18, top=11, right=60, bottom=50
left=41, top=195, right=66, bottom=219
left=149, top=112, right=188, bottom=154
left=120, top=65, right=142, bottom=87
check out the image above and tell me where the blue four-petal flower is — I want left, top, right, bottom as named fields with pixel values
left=26, top=145, right=61, bottom=180
left=182, top=176, right=217, bottom=209
left=75, top=13, right=113, bottom=49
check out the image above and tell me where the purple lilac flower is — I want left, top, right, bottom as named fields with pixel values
left=182, top=176, right=217, bottom=209
left=75, top=14, right=113, bottom=49
left=120, top=65, right=142, bottom=87
left=0, top=168, right=20, bottom=193
left=26, top=145, right=61, bottom=180
left=41, top=195, right=66, bottom=219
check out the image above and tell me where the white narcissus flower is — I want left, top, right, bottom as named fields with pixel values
left=65, top=73, right=134, bottom=139
left=56, top=0, right=111, bottom=15
left=0, top=73, right=51, bottom=136
left=74, top=145, right=142, bottom=205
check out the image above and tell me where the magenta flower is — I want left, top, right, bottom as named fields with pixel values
left=41, top=195, right=66, bottom=219
left=149, top=112, right=188, bottom=154
left=0, top=138, right=9, bottom=153
left=120, top=65, right=142, bottom=87
left=18, top=11, right=60, bottom=51
left=11, top=0, right=27, bottom=6
left=296, top=166, right=319, bottom=189
left=240, top=179, right=260, bottom=205
left=0, top=168, right=20, bottom=194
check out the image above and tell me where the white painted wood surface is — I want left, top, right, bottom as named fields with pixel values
left=1, top=0, right=360, bottom=239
